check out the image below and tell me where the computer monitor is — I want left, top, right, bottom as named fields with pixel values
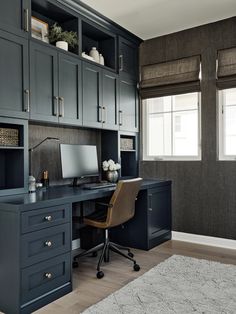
left=60, top=144, right=99, bottom=186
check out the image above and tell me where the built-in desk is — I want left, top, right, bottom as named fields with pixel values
left=0, top=179, right=171, bottom=314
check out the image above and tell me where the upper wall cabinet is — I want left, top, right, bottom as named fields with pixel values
left=119, top=36, right=139, bottom=79
left=82, top=62, right=118, bottom=130
left=0, top=30, right=29, bottom=119
left=0, top=0, right=29, bottom=37
left=119, top=77, right=139, bottom=132
left=30, top=41, right=82, bottom=126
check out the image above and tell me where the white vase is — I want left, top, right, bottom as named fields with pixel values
left=99, top=54, right=104, bottom=65
left=56, top=41, right=68, bottom=51
left=89, top=47, right=99, bottom=63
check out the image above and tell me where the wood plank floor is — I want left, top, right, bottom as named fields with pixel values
left=36, top=240, right=236, bottom=314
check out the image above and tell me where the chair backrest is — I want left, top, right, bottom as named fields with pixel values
left=106, top=177, right=143, bottom=228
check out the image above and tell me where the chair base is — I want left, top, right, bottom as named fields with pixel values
left=73, top=229, right=140, bottom=278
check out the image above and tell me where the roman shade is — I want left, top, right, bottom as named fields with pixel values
left=140, top=55, right=201, bottom=99
left=217, top=47, right=236, bottom=89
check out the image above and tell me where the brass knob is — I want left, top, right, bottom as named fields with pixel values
left=44, top=215, right=52, bottom=221
left=45, top=272, right=52, bottom=279
left=45, top=241, right=52, bottom=247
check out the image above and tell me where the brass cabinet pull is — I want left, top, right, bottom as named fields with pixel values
left=98, top=105, right=103, bottom=123
left=45, top=272, right=52, bottom=279
left=45, top=241, right=52, bottom=247
left=119, top=55, right=123, bottom=71
left=53, top=96, right=59, bottom=116
left=44, top=215, right=52, bottom=221
left=24, top=9, right=29, bottom=32
left=59, top=97, right=64, bottom=117
left=103, top=106, right=106, bottom=123
left=24, top=89, right=30, bottom=113
left=119, top=110, right=123, bottom=126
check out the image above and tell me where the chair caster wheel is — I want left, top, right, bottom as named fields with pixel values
left=72, top=261, right=79, bottom=268
left=97, top=271, right=104, bottom=279
left=133, top=263, right=140, bottom=271
left=128, top=252, right=134, bottom=258
left=92, top=252, right=98, bottom=257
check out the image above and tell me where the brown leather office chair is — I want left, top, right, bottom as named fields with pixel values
left=73, top=177, right=143, bottom=278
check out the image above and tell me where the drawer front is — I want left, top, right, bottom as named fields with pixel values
left=21, top=204, right=71, bottom=233
left=21, top=224, right=71, bottom=267
left=21, top=253, right=71, bottom=305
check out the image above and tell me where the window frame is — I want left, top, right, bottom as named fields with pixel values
left=142, top=92, right=202, bottom=161
left=218, top=88, right=236, bottom=161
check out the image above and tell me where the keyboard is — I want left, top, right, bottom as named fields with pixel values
left=83, top=182, right=116, bottom=190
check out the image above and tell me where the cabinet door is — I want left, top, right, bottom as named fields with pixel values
left=119, top=36, right=138, bottom=79
left=119, top=78, right=138, bottom=132
left=148, top=186, right=172, bottom=239
left=30, top=42, right=59, bottom=123
left=0, top=30, right=29, bottom=119
left=102, top=70, right=118, bottom=130
left=82, top=62, right=102, bottom=128
left=58, top=54, right=82, bottom=126
left=0, top=0, right=29, bottom=37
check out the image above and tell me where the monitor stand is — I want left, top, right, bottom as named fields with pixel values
left=70, top=177, right=84, bottom=187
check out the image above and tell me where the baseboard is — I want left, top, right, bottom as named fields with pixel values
left=172, top=231, right=236, bottom=250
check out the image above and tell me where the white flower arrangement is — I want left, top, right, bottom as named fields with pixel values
left=102, top=159, right=121, bottom=172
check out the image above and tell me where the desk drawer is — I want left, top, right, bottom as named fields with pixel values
left=21, top=224, right=71, bottom=267
left=21, top=204, right=71, bottom=234
left=21, top=253, right=71, bottom=305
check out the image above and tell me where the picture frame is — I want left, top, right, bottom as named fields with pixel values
left=31, top=17, right=49, bottom=43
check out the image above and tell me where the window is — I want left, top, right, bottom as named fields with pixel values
left=143, top=92, right=201, bottom=160
left=218, top=87, right=236, bottom=160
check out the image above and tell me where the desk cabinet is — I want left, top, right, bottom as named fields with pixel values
left=0, top=203, right=72, bottom=314
left=111, top=182, right=172, bottom=250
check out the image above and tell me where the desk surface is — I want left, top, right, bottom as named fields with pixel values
left=0, top=179, right=171, bottom=212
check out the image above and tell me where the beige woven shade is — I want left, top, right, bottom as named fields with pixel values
left=217, top=47, right=236, bottom=89
left=140, top=55, right=201, bottom=99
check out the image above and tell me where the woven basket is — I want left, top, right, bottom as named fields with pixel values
left=120, top=138, right=134, bottom=150
left=0, top=128, right=19, bottom=146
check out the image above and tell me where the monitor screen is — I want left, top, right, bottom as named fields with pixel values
left=60, top=144, right=99, bottom=179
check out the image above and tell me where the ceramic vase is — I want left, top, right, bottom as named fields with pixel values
left=89, top=47, right=99, bottom=63
left=99, top=54, right=104, bottom=65
left=106, top=170, right=119, bottom=183
left=56, top=41, right=68, bottom=51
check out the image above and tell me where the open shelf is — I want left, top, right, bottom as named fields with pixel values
left=0, top=118, right=28, bottom=196
left=31, top=0, right=79, bottom=54
left=82, top=20, right=116, bottom=70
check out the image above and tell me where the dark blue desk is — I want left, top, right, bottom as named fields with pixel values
left=0, top=179, right=171, bottom=314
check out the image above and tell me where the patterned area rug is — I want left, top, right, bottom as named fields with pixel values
left=82, top=255, right=236, bottom=314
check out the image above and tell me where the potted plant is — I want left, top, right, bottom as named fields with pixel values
left=102, top=159, right=121, bottom=183
left=48, top=23, right=78, bottom=51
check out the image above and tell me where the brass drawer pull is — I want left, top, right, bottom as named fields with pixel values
left=44, top=215, right=52, bottom=221
left=45, top=241, right=52, bottom=247
left=45, top=272, right=52, bottom=279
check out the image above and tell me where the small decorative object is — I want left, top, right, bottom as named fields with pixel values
left=28, top=175, right=36, bottom=193
left=102, top=159, right=121, bottom=183
left=48, top=23, right=78, bottom=51
left=31, top=17, right=49, bottom=43
left=82, top=52, right=95, bottom=62
left=89, top=47, right=99, bottom=63
left=99, top=54, right=104, bottom=65
left=42, top=170, right=49, bottom=188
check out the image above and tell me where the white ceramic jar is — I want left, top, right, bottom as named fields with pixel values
left=89, top=47, right=99, bottom=63
left=56, top=41, right=68, bottom=51
left=99, top=54, right=104, bottom=65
